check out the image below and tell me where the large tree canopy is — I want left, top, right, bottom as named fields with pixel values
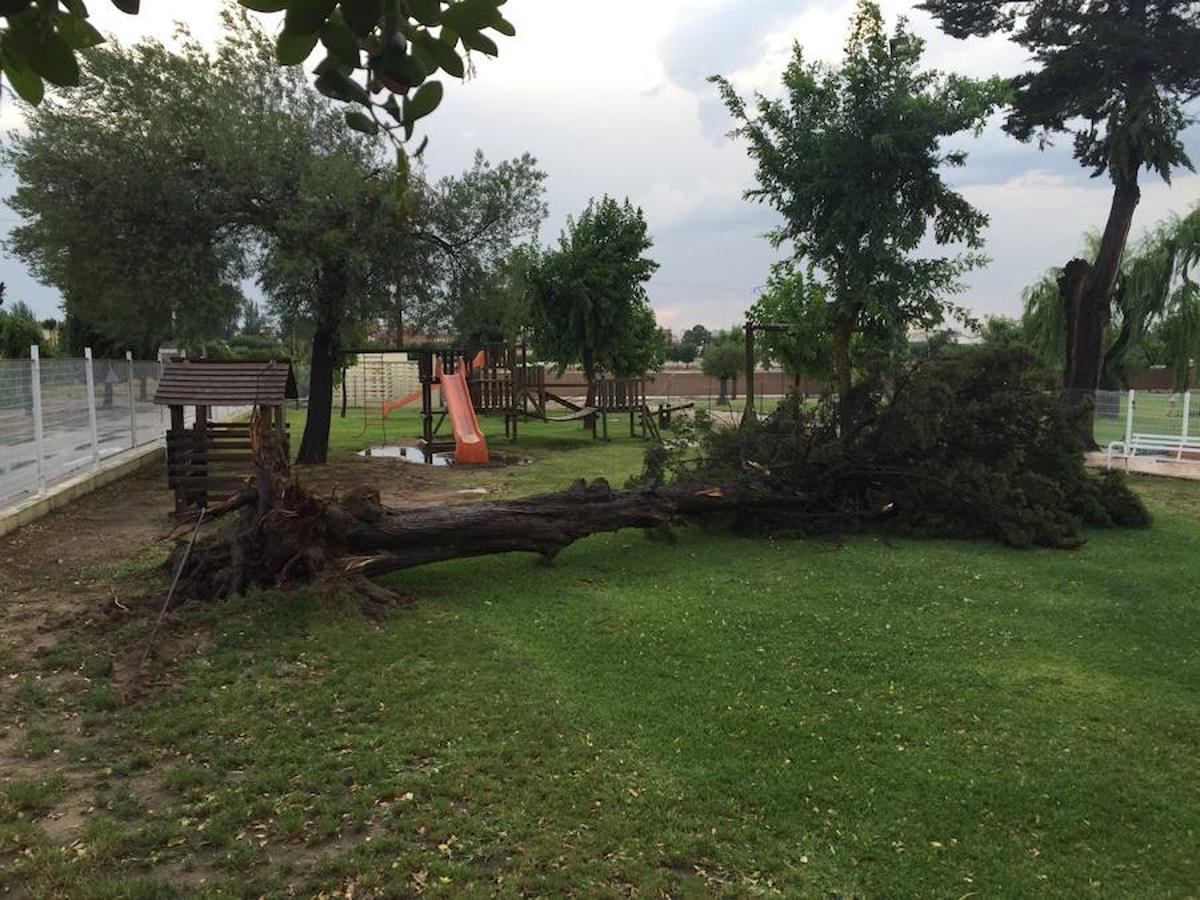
left=529, top=196, right=664, bottom=384
left=712, top=0, right=1005, bottom=411
left=1024, top=206, right=1200, bottom=391
left=0, top=0, right=513, bottom=143
left=5, top=10, right=544, bottom=464
left=920, top=0, right=1200, bottom=443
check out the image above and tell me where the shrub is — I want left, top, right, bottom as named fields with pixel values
left=652, top=348, right=1149, bottom=548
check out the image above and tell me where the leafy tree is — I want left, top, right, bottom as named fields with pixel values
left=0, top=0, right=513, bottom=144
left=712, top=0, right=1005, bottom=415
left=529, top=196, right=662, bottom=385
left=1024, top=207, right=1200, bottom=391
left=665, top=340, right=697, bottom=365
left=680, top=324, right=711, bottom=348
left=978, top=315, right=1026, bottom=349
left=448, top=243, right=541, bottom=346
left=4, top=16, right=306, bottom=357
left=0, top=310, right=43, bottom=357
left=406, top=152, right=547, bottom=341
left=920, top=0, right=1200, bottom=443
left=241, top=300, right=269, bottom=338
left=700, top=330, right=743, bottom=405
left=4, top=11, right=453, bottom=462
left=5, top=299, right=37, bottom=321
left=748, top=263, right=834, bottom=388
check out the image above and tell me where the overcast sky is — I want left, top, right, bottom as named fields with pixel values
left=2, top=0, right=1198, bottom=332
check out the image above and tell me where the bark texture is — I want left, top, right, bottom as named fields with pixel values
left=174, top=474, right=742, bottom=607
left=1059, top=177, right=1141, bottom=448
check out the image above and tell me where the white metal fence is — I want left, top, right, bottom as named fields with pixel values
left=2, top=347, right=290, bottom=512
left=0, top=348, right=169, bottom=510
left=1094, top=389, right=1198, bottom=450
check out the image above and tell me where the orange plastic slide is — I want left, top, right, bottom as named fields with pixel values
left=439, top=362, right=489, bottom=464
left=382, top=387, right=423, bottom=421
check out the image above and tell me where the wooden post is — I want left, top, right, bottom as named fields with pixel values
left=741, top=323, right=757, bottom=427
left=169, top=405, right=186, bottom=511
left=274, top=404, right=288, bottom=461
left=194, top=404, right=209, bottom=508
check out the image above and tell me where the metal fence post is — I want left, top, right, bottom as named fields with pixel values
left=84, top=347, right=100, bottom=469
left=126, top=350, right=137, bottom=448
left=1125, top=388, right=1136, bottom=447
left=30, top=344, right=46, bottom=495
left=1183, top=391, right=1192, bottom=444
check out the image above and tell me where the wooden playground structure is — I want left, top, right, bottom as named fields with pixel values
left=154, top=358, right=297, bottom=510
left=344, top=344, right=694, bottom=464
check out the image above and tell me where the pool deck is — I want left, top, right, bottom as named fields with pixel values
left=1086, top=451, right=1200, bottom=481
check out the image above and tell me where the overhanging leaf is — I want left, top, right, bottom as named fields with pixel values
left=238, top=0, right=289, bottom=11
left=340, top=0, right=384, bottom=36
left=320, top=19, right=360, bottom=67
left=284, top=0, right=338, bottom=35
left=58, top=14, right=105, bottom=50
left=345, top=108, right=379, bottom=134
left=403, top=78, right=442, bottom=126
left=418, top=32, right=463, bottom=78
left=277, top=30, right=319, bottom=66
left=1, top=56, right=43, bottom=104
left=459, top=29, right=497, bottom=56
left=406, top=0, right=442, bottom=27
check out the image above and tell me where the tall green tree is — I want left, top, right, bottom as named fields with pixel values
left=920, top=0, right=1200, bottom=443
left=6, top=11, right=492, bottom=463
left=4, top=11, right=339, bottom=358
left=529, top=196, right=664, bottom=385
left=1024, top=207, right=1200, bottom=391
left=405, top=151, right=548, bottom=342
left=748, top=263, right=834, bottom=388
left=0, top=0, right=513, bottom=144
left=712, top=0, right=1004, bottom=414
left=700, top=329, right=743, bottom=405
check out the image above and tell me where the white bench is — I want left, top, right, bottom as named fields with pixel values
left=1106, top=433, right=1200, bottom=468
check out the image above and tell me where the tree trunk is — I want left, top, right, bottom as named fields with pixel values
left=832, top=311, right=854, bottom=431
left=297, top=319, right=338, bottom=465
left=717, top=376, right=728, bottom=405
left=175, top=476, right=766, bottom=604
left=582, top=347, right=597, bottom=430
left=1061, top=176, right=1141, bottom=448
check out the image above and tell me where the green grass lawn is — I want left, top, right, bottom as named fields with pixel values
left=3, top=415, right=1199, bottom=896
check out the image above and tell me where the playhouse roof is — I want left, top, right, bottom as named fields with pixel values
left=153, top=358, right=298, bottom=407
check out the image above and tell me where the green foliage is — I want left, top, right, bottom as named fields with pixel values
left=413, top=151, right=548, bottom=342
left=1023, top=206, right=1200, bottom=388
left=665, top=348, right=1149, bottom=549
left=712, top=0, right=1005, bottom=396
left=529, top=196, right=662, bottom=380
left=977, top=315, right=1026, bottom=349
left=919, top=0, right=1200, bottom=184
left=748, top=263, right=833, bottom=382
left=698, top=330, right=741, bottom=381
left=0, top=309, right=43, bottom=358
left=1, top=0, right=514, bottom=144
left=4, top=13, right=328, bottom=356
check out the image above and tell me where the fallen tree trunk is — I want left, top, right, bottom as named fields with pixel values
left=173, top=474, right=755, bottom=606
left=332, top=478, right=681, bottom=578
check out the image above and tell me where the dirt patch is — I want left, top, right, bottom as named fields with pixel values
left=297, top=454, right=516, bottom=509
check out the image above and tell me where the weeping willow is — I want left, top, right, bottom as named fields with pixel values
left=1022, top=206, right=1200, bottom=390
